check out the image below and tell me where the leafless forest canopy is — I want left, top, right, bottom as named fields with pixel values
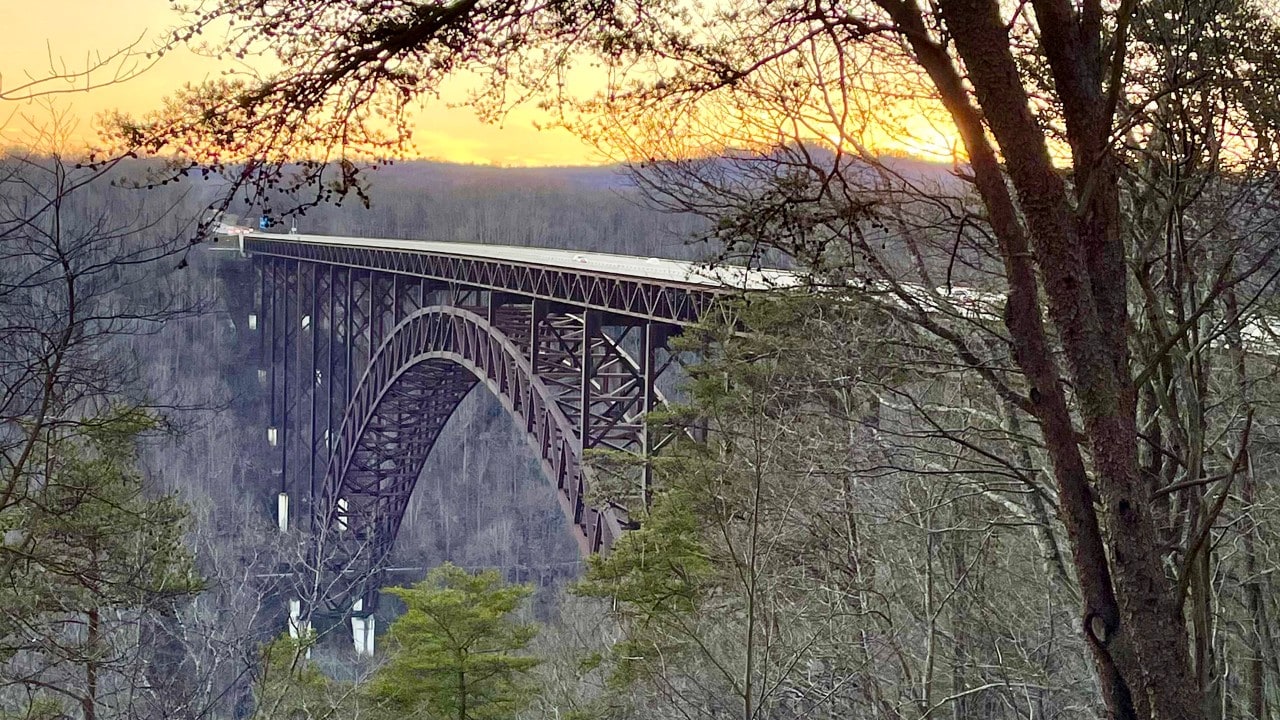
left=8, top=136, right=1280, bottom=720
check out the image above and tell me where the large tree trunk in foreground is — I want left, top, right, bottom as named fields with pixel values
left=878, top=0, right=1204, bottom=717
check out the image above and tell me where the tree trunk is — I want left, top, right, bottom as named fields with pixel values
left=1227, top=283, right=1266, bottom=720
left=84, top=607, right=100, bottom=720
left=873, top=1, right=1206, bottom=717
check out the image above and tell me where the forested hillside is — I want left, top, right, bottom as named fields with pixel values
left=257, top=161, right=711, bottom=259
left=10, top=138, right=1280, bottom=720
left=10, top=0, right=1280, bottom=715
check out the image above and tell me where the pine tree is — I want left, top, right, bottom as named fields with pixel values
left=0, top=408, right=201, bottom=719
left=368, top=564, right=539, bottom=720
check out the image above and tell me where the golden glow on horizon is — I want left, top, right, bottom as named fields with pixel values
left=0, top=0, right=604, bottom=165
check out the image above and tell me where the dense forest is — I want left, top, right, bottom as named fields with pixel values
left=7, top=148, right=1280, bottom=720
left=7, top=0, right=1280, bottom=718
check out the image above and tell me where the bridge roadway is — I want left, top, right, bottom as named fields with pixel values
left=227, top=226, right=800, bottom=325
left=249, top=229, right=796, bottom=289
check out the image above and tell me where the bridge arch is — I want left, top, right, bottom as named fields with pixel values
left=316, top=305, right=621, bottom=603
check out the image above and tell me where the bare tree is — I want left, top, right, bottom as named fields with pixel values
left=0, top=112, right=215, bottom=718
left=112, top=0, right=1280, bottom=716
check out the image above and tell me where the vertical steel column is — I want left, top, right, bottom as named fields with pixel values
left=365, top=269, right=376, bottom=372
left=488, top=291, right=512, bottom=326
left=326, top=265, right=337, bottom=482
left=579, top=310, right=599, bottom=451
left=409, top=275, right=425, bottom=313
left=266, top=258, right=278, bottom=431
left=280, top=262, right=293, bottom=498
left=345, top=267, right=355, bottom=412
left=527, top=299, right=545, bottom=437
left=640, top=322, right=659, bottom=509
left=288, top=262, right=308, bottom=517
left=529, top=298, right=544, bottom=375
left=258, top=258, right=269, bottom=381
left=366, top=270, right=383, bottom=549
left=576, top=310, right=598, bottom=545
left=391, top=273, right=400, bottom=325
left=262, top=259, right=282, bottom=528
left=308, top=263, right=320, bottom=531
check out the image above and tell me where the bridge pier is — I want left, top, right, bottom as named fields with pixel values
left=286, top=599, right=312, bottom=657
left=351, top=599, right=375, bottom=656
left=276, top=492, right=289, bottom=532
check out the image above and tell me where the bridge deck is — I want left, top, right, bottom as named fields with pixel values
left=231, top=229, right=797, bottom=291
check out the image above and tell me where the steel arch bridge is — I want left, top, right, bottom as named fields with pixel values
left=230, top=228, right=787, bottom=645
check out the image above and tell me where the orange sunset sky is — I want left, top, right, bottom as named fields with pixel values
left=1, top=0, right=602, bottom=166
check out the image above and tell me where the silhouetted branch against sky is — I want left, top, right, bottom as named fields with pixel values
left=0, top=31, right=157, bottom=103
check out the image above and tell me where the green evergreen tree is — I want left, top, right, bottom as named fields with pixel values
left=368, top=563, right=539, bottom=720
left=0, top=408, right=201, bottom=719
left=576, top=294, right=899, bottom=718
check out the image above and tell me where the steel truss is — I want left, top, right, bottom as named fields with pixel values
left=257, top=253, right=689, bottom=615
left=246, top=235, right=715, bottom=325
